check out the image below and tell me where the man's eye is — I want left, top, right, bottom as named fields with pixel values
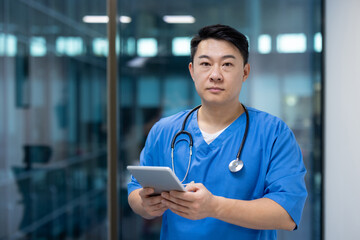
left=223, top=63, right=233, bottom=67
left=200, top=62, right=210, bottom=66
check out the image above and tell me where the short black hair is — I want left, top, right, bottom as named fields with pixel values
left=190, top=24, right=249, bottom=64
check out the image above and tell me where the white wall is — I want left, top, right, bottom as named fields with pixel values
left=325, top=0, right=360, bottom=239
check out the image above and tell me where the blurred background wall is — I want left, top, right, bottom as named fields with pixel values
left=325, top=0, right=360, bottom=239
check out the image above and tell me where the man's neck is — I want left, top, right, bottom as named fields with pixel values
left=198, top=102, right=244, bottom=134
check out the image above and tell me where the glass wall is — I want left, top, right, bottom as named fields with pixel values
left=0, top=0, right=108, bottom=239
left=1, top=0, right=322, bottom=239
left=118, top=0, right=322, bottom=240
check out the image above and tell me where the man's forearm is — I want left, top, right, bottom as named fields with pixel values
left=210, top=197, right=296, bottom=231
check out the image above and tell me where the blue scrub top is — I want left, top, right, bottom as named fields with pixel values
left=128, top=107, right=307, bottom=240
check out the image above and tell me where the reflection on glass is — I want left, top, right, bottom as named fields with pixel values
left=0, top=0, right=108, bottom=239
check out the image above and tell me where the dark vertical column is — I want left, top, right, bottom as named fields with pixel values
left=107, top=0, right=118, bottom=239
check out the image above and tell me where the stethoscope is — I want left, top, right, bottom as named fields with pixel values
left=171, top=104, right=249, bottom=183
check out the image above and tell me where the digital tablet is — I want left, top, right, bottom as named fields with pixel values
left=127, top=166, right=186, bottom=195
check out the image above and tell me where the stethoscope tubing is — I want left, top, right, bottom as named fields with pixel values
left=170, top=105, right=201, bottom=149
left=236, top=104, right=249, bottom=160
left=171, top=104, right=249, bottom=181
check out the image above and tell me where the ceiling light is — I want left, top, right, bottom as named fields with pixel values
left=83, top=15, right=109, bottom=23
left=120, top=16, right=132, bottom=23
left=83, top=15, right=132, bottom=24
left=163, top=15, right=195, bottom=24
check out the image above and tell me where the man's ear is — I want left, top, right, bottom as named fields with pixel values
left=189, top=62, right=195, bottom=82
left=242, top=63, right=250, bottom=82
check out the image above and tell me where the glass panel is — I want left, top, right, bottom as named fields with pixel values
left=118, top=0, right=322, bottom=239
left=0, top=0, right=108, bottom=239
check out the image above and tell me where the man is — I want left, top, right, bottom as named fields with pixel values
left=128, top=24, right=307, bottom=239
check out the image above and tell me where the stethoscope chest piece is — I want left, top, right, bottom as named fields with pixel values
left=229, top=159, right=244, bottom=172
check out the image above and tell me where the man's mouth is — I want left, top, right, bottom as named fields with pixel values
left=207, top=87, right=224, bottom=93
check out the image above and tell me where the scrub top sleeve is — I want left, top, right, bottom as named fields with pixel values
left=263, top=128, right=308, bottom=228
left=127, top=148, right=146, bottom=195
left=127, top=122, right=159, bottom=196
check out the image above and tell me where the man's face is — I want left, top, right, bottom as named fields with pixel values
left=189, top=39, right=250, bottom=107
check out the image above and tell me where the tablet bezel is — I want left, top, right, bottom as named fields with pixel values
left=127, top=166, right=186, bottom=195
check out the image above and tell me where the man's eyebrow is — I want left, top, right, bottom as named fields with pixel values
left=197, top=55, right=236, bottom=59
left=222, top=55, right=236, bottom=59
left=198, top=55, right=210, bottom=59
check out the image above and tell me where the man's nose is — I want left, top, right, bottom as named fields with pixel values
left=209, top=66, right=223, bottom=81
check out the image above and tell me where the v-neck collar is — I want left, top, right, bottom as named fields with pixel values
left=188, top=108, right=248, bottom=150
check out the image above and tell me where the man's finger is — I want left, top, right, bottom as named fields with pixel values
left=162, top=192, right=191, bottom=206
left=139, top=187, right=154, bottom=197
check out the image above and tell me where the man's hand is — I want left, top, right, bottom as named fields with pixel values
left=160, top=183, right=217, bottom=220
left=129, top=188, right=168, bottom=219
left=160, top=183, right=296, bottom=230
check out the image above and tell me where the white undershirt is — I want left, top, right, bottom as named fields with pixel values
left=200, top=125, right=229, bottom=144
